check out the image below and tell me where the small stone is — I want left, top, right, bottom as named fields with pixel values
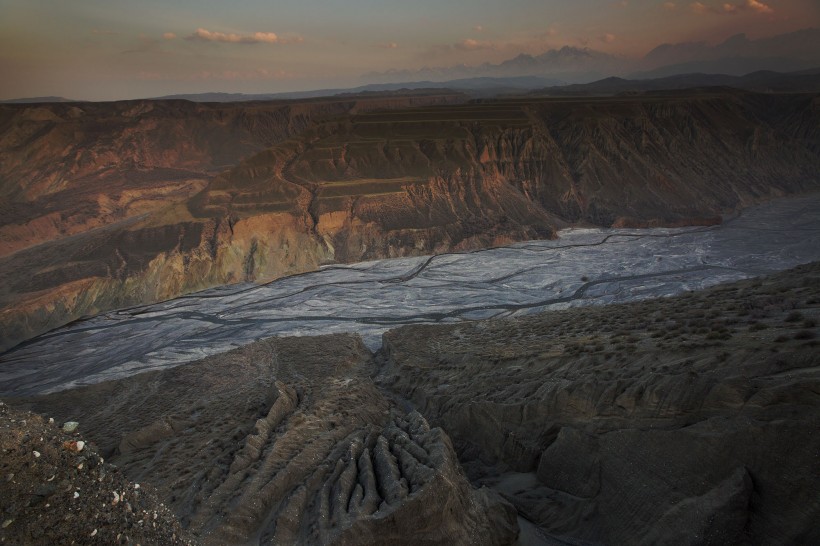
left=112, top=491, right=120, bottom=505
left=62, top=440, right=85, bottom=452
left=77, top=463, right=84, bottom=470
left=48, top=417, right=54, bottom=425
left=73, top=491, right=80, bottom=499
left=134, top=483, right=140, bottom=489
left=90, top=529, right=97, bottom=537
left=2, top=519, right=12, bottom=528
left=33, top=450, right=41, bottom=458
left=62, top=421, right=79, bottom=432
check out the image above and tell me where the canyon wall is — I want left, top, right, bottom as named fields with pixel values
left=2, top=90, right=819, bottom=350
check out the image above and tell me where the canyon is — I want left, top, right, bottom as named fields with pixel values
left=6, top=261, right=819, bottom=544
left=2, top=89, right=820, bottom=351
left=2, top=88, right=820, bottom=544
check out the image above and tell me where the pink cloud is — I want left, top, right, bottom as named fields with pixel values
left=690, top=0, right=773, bottom=14
left=744, top=0, right=773, bottom=13
left=185, top=28, right=301, bottom=45
left=455, top=38, right=496, bottom=51
left=163, top=32, right=177, bottom=40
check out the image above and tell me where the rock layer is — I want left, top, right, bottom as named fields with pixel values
left=2, top=91, right=820, bottom=351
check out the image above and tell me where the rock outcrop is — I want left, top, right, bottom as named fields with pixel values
left=376, top=262, right=820, bottom=545
left=2, top=90, right=820, bottom=351
left=0, top=402, right=193, bottom=545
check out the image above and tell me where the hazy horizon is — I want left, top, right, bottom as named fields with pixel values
left=2, top=0, right=820, bottom=101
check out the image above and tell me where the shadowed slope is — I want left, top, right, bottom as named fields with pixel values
left=376, top=262, right=820, bottom=545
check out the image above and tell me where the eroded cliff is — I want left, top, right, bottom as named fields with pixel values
left=2, top=90, right=819, bottom=350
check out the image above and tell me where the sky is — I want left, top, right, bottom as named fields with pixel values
left=1, top=0, right=818, bottom=101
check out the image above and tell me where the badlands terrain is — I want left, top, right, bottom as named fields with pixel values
left=3, top=261, right=818, bottom=544
left=1, top=87, right=820, bottom=544
left=2, top=89, right=820, bottom=351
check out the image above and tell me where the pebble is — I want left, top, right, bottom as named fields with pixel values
left=2, top=519, right=12, bottom=528
left=112, top=491, right=120, bottom=505
left=90, top=529, right=98, bottom=537
left=48, top=417, right=54, bottom=425
left=62, top=440, right=85, bottom=452
left=62, top=421, right=79, bottom=432
left=73, top=491, right=80, bottom=499
left=33, top=451, right=41, bottom=458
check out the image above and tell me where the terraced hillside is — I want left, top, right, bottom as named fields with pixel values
left=2, top=90, right=820, bottom=351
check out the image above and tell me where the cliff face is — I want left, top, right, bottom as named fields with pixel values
left=2, top=90, right=820, bottom=351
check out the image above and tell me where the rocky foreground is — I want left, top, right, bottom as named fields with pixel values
left=4, top=262, right=820, bottom=544
left=0, top=402, right=193, bottom=545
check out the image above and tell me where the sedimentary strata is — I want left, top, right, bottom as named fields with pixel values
left=3, top=90, right=819, bottom=351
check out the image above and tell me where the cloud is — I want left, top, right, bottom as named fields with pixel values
left=600, top=33, right=617, bottom=44
left=163, top=32, right=177, bottom=40
left=455, top=38, right=497, bottom=51
left=663, top=2, right=677, bottom=10
left=743, top=0, right=773, bottom=13
left=380, top=42, right=399, bottom=49
left=185, top=28, right=302, bottom=45
left=691, top=2, right=712, bottom=13
left=473, top=25, right=484, bottom=32
left=690, top=0, right=773, bottom=14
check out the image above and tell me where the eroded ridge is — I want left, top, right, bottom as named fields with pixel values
left=15, top=334, right=518, bottom=545
left=287, top=410, right=518, bottom=546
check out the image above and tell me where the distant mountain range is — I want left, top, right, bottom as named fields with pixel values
left=363, top=28, right=820, bottom=85
left=3, top=29, right=819, bottom=104
left=364, top=46, right=623, bottom=84
left=148, top=76, right=565, bottom=102
left=533, top=68, right=820, bottom=96
left=635, top=28, right=820, bottom=78
left=0, top=96, right=75, bottom=104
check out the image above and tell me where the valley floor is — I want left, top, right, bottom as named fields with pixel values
left=1, top=192, right=819, bottom=397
